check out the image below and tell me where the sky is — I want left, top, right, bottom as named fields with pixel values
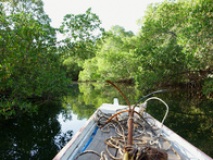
left=43, top=0, right=163, bottom=34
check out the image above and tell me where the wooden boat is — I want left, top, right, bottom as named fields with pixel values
left=53, top=98, right=212, bottom=160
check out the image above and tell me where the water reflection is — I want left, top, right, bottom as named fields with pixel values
left=0, top=83, right=212, bottom=159
left=0, top=102, right=73, bottom=160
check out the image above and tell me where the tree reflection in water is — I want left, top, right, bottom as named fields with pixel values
left=0, top=102, right=73, bottom=160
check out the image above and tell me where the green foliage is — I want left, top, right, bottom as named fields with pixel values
left=63, top=57, right=82, bottom=81
left=0, top=0, right=69, bottom=119
left=78, top=58, right=100, bottom=81
left=202, top=77, right=213, bottom=97
left=178, top=0, right=213, bottom=70
left=79, top=26, right=139, bottom=82
left=136, top=0, right=213, bottom=92
left=60, top=8, right=103, bottom=42
left=59, top=8, right=103, bottom=80
left=1, top=0, right=212, bottom=119
left=59, top=0, right=212, bottom=97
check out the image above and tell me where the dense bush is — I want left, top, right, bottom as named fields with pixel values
left=0, top=0, right=69, bottom=119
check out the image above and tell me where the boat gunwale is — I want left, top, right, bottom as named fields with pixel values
left=53, top=103, right=212, bottom=160
left=53, top=110, right=97, bottom=160
left=144, top=113, right=212, bottom=160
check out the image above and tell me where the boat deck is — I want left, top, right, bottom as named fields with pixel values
left=76, top=125, right=181, bottom=160
left=54, top=101, right=212, bottom=160
left=76, top=126, right=117, bottom=160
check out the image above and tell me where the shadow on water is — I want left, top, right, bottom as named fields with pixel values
left=0, top=83, right=212, bottom=159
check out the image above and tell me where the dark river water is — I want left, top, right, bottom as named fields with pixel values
left=0, top=83, right=212, bottom=159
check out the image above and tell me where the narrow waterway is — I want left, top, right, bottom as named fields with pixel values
left=0, top=83, right=212, bottom=159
